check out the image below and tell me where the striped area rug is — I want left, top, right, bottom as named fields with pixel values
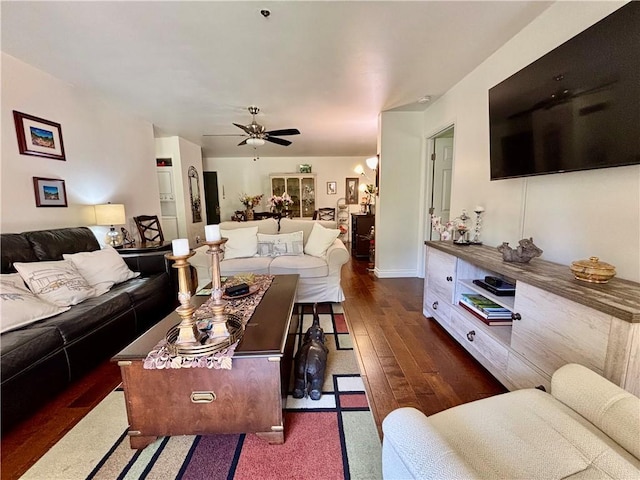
left=21, top=303, right=382, bottom=480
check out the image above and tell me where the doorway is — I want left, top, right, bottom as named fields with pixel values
left=428, top=126, right=454, bottom=240
left=203, top=172, right=221, bottom=224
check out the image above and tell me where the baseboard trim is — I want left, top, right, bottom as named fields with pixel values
left=374, top=268, right=418, bottom=278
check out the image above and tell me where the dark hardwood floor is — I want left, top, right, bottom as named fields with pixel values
left=1, top=256, right=506, bottom=480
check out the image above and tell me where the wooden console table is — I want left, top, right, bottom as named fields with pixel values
left=112, top=274, right=299, bottom=449
left=423, top=242, right=639, bottom=395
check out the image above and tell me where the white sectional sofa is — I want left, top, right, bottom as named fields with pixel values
left=382, top=363, right=640, bottom=479
left=190, top=218, right=349, bottom=303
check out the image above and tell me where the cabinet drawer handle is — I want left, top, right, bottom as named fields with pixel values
left=446, top=276, right=453, bottom=282
left=432, top=301, right=438, bottom=310
left=511, top=312, right=522, bottom=321
left=466, top=330, right=476, bottom=342
left=191, top=391, right=216, bottom=403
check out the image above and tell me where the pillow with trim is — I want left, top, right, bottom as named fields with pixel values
left=257, top=231, right=304, bottom=257
left=304, top=223, right=340, bottom=257
left=0, top=273, right=70, bottom=333
left=64, top=245, right=139, bottom=295
left=220, top=226, right=259, bottom=260
left=14, top=260, right=97, bottom=307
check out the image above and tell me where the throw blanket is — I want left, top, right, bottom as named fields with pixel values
left=143, top=274, right=274, bottom=370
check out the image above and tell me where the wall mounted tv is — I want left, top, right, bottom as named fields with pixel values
left=489, top=2, right=639, bottom=180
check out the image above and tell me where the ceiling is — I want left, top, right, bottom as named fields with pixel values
left=1, top=1, right=552, bottom=158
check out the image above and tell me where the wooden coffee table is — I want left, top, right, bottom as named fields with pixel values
left=112, top=274, right=299, bottom=449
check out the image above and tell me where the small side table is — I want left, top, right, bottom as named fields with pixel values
left=115, top=242, right=172, bottom=254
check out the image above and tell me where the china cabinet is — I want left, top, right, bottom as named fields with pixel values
left=270, top=174, right=316, bottom=218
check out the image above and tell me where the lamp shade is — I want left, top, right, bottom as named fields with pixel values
left=366, top=156, right=379, bottom=170
left=95, top=203, right=126, bottom=226
left=354, top=165, right=365, bottom=175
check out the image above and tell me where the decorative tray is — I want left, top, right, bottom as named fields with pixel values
left=222, top=284, right=259, bottom=300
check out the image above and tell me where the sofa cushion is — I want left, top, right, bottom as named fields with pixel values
left=14, top=260, right=97, bottom=307
left=116, top=274, right=170, bottom=305
left=0, top=234, right=38, bottom=274
left=24, top=227, right=100, bottom=262
left=220, top=257, right=272, bottom=276
left=279, top=218, right=337, bottom=246
left=0, top=326, right=65, bottom=382
left=257, top=231, right=304, bottom=257
left=219, top=218, right=278, bottom=235
left=221, top=226, right=258, bottom=260
left=37, top=288, right=132, bottom=343
left=304, top=223, right=340, bottom=257
left=0, top=273, right=70, bottom=333
left=269, top=255, right=328, bottom=278
left=64, top=246, right=139, bottom=295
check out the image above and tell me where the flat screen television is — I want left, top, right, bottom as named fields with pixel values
left=488, top=2, right=640, bottom=180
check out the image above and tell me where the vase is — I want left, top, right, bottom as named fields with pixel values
left=246, top=208, right=254, bottom=221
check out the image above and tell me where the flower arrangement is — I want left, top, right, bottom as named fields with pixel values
left=268, top=192, right=293, bottom=211
left=431, top=214, right=454, bottom=241
left=239, top=193, right=263, bottom=209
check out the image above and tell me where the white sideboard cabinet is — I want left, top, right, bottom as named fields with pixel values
left=423, top=242, right=640, bottom=395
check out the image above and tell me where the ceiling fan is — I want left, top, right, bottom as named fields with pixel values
left=204, top=106, right=300, bottom=147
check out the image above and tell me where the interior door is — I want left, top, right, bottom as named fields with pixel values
left=203, top=172, right=221, bottom=224
left=430, top=135, right=454, bottom=239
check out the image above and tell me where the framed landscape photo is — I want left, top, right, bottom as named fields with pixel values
left=14, top=111, right=66, bottom=161
left=327, top=181, right=337, bottom=195
left=345, top=177, right=359, bottom=204
left=33, top=177, right=68, bottom=207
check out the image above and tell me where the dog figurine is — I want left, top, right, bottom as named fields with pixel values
left=293, top=305, right=328, bottom=400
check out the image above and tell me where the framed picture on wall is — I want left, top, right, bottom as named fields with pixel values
left=14, top=111, right=66, bottom=161
left=345, top=177, right=359, bottom=204
left=327, top=181, right=337, bottom=195
left=33, top=177, right=68, bottom=207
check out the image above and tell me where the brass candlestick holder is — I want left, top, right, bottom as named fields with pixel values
left=165, top=251, right=204, bottom=345
left=205, top=238, right=230, bottom=338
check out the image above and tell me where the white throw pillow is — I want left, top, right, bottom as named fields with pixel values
left=304, top=223, right=340, bottom=257
left=64, top=246, right=139, bottom=295
left=0, top=273, right=70, bottom=333
left=14, top=260, right=97, bottom=307
left=257, top=231, right=304, bottom=257
left=220, top=226, right=259, bottom=260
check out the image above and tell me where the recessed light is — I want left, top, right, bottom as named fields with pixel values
left=418, top=95, right=431, bottom=104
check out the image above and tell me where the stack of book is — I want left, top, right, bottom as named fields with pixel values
left=459, top=293, right=513, bottom=325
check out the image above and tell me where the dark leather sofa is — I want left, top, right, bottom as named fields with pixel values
left=0, top=227, right=176, bottom=433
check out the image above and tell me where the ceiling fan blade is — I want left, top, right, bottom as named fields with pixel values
left=266, top=136, right=292, bottom=146
left=265, top=128, right=300, bottom=137
left=233, top=123, right=252, bottom=134
left=237, top=138, right=248, bottom=146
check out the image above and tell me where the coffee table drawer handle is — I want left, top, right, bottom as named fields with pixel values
left=191, top=391, right=216, bottom=403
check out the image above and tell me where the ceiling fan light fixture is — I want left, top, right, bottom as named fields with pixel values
left=246, top=137, right=265, bottom=146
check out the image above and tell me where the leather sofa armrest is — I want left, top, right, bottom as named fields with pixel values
left=382, top=407, right=480, bottom=479
left=121, top=252, right=169, bottom=276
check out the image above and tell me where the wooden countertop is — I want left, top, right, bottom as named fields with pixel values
left=426, top=241, right=640, bottom=323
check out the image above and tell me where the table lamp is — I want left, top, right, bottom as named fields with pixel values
left=95, top=203, right=126, bottom=247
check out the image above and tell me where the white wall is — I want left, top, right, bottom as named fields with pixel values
left=1, top=53, right=160, bottom=238
left=155, top=136, right=206, bottom=246
left=377, top=111, right=425, bottom=277
left=202, top=155, right=372, bottom=221
left=419, top=1, right=639, bottom=282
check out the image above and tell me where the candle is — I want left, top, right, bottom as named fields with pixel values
left=474, top=205, right=485, bottom=213
left=205, top=224, right=221, bottom=242
left=171, top=238, right=190, bottom=256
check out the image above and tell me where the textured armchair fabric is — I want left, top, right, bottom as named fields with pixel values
left=382, top=364, right=640, bottom=479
